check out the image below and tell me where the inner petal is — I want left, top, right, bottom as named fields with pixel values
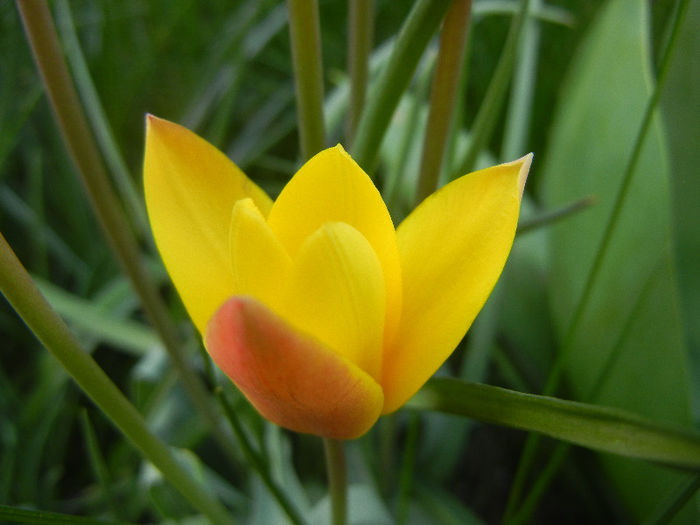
left=229, top=198, right=291, bottom=311
left=279, top=222, right=385, bottom=380
left=266, top=145, right=402, bottom=348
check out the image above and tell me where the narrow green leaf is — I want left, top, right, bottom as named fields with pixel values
left=408, top=378, right=700, bottom=471
left=456, top=0, right=530, bottom=175
left=0, top=504, right=137, bottom=525
left=662, top=0, right=700, bottom=425
left=37, top=278, right=160, bottom=356
left=351, top=0, right=450, bottom=171
left=538, top=0, right=694, bottom=518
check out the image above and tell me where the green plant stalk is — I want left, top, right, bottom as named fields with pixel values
left=323, top=438, right=347, bottom=525
left=503, top=0, right=692, bottom=516
left=286, top=0, right=325, bottom=160
left=217, top=389, right=307, bottom=525
left=457, top=0, right=531, bottom=176
left=15, top=0, right=239, bottom=465
left=408, top=378, right=700, bottom=470
left=352, top=0, right=451, bottom=172
left=0, top=233, right=234, bottom=525
left=416, top=0, right=472, bottom=204
left=53, top=0, right=149, bottom=240
left=346, top=0, right=374, bottom=145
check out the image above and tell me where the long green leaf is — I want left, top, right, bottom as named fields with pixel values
left=408, top=378, right=700, bottom=471
left=538, top=0, right=694, bottom=518
left=0, top=504, right=137, bottom=525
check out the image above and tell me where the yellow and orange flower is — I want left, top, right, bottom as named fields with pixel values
left=144, top=115, right=531, bottom=439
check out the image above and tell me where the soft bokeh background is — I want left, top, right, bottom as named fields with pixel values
left=1, top=0, right=698, bottom=523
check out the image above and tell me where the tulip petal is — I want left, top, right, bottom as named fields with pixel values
left=206, top=296, right=384, bottom=439
left=266, top=145, right=402, bottom=346
left=229, top=198, right=291, bottom=310
left=144, top=116, right=272, bottom=334
left=381, top=155, right=532, bottom=413
left=281, top=222, right=385, bottom=380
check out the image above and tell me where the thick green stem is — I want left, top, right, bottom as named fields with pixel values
left=346, top=0, right=374, bottom=145
left=323, top=438, right=347, bottom=525
left=351, top=0, right=451, bottom=172
left=287, top=0, right=326, bottom=160
left=416, top=0, right=472, bottom=204
left=0, top=233, right=234, bottom=525
left=15, top=0, right=238, bottom=464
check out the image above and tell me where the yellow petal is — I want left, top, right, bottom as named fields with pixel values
left=229, top=198, right=291, bottom=311
left=381, top=155, right=532, bottom=413
left=205, top=296, right=383, bottom=439
left=280, top=222, right=385, bottom=380
left=266, top=145, right=402, bottom=346
left=144, top=115, right=272, bottom=334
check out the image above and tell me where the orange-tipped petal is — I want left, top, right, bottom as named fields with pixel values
left=205, top=296, right=384, bottom=440
left=144, top=115, right=272, bottom=333
left=381, top=155, right=532, bottom=413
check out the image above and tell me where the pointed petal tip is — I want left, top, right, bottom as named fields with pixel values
left=505, top=152, right=533, bottom=198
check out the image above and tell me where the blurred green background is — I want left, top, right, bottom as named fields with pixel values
left=1, top=0, right=698, bottom=523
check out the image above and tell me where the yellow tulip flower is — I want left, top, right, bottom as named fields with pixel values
left=144, top=115, right=531, bottom=440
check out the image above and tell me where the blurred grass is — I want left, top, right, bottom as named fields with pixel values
left=1, top=1, right=698, bottom=524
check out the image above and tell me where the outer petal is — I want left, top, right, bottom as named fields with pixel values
left=266, top=145, right=402, bottom=346
left=280, top=222, right=385, bottom=380
left=229, top=198, right=291, bottom=310
left=205, top=296, right=384, bottom=439
left=381, top=155, right=532, bottom=413
left=144, top=116, right=272, bottom=334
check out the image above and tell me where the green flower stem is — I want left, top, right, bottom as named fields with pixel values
left=415, top=0, right=472, bottom=204
left=351, top=0, right=451, bottom=172
left=457, top=0, right=530, bottom=176
left=346, top=0, right=374, bottom=145
left=323, top=438, right=347, bottom=525
left=286, top=0, right=326, bottom=160
left=216, top=389, right=307, bottom=525
left=503, top=0, right=692, bottom=517
left=15, top=0, right=239, bottom=465
left=0, top=233, right=234, bottom=525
